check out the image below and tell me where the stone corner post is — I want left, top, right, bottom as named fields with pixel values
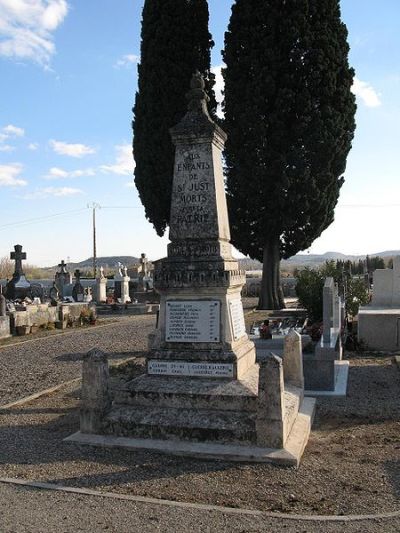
left=80, top=348, right=111, bottom=434
left=256, top=354, right=285, bottom=448
left=283, top=330, right=304, bottom=390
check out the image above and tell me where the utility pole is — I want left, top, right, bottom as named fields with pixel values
left=88, top=203, right=101, bottom=278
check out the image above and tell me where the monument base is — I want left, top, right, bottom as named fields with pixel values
left=69, top=360, right=315, bottom=467
left=65, top=397, right=315, bottom=467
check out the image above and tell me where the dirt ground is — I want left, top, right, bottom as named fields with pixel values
left=0, top=354, right=399, bottom=517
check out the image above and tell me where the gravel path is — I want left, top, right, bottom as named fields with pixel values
left=0, top=315, right=155, bottom=406
left=0, top=356, right=398, bottom=517
left=0, top=313, right=399, bottom=522
left=0, top=483, right=399, bottom=533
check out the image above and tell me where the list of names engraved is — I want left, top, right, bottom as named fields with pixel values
left=229, top=299, right=246, bottom=341
left=166, top=300, right=220, bottom=343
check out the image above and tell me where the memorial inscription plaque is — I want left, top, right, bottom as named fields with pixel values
left=148, top=360, right=234, bottom=378
left=229, top=299, right=246, bottom=341
left=166, top=300, right=220, bottom=343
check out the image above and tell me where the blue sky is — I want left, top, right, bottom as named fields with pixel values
left=0, top=0, right=399, bottom=266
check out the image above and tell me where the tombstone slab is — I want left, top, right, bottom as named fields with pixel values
left=359, top=256, right=400, bottom=350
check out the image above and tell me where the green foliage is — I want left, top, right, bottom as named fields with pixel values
left=346, top=277, right=370, bottom=318
left=133, top=0, right=216, bottom=236
left=295, top=261, right=369, bottom=321
left=295, top=267, right=325, bottom=322
left=223, top=0, right=356, bottom=307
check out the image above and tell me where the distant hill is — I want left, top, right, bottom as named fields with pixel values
left=239, top=250, right=400, bottom=271
left=46, top=250, right=400, bottom=273
left=283, top=250, right=400, bottom=266
left=51, top=256, right=140, bottom=271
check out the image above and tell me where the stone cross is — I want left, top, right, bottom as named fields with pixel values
left=10, top=244, right=26, bottom=276
left=99, top=266, right=105, bottom=279
left=58, top=260, right=68, bottom=273
left=140, top=253, right=149, bottom=277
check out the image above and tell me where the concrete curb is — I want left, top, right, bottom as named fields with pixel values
left=0, top=477, right=399, bottom=523
left=0, top=378, right=81, bottom=410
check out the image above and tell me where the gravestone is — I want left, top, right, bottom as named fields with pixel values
left=5, top=244, right=31, bottom=300
left=303, top=277, right=343, bottom=391
left=55, top=260, right=73, bottom=298
left=358, top=256, right=400, bottom=350
left=72, top=269, right=84, bottom=302
left=96, top=266, right=107, bottom=303
left=114, top=264, right=130, bottom=303
left=138, top=253, right=149, bottom=290
left=68, top=73, right=315, bottom=466
left=49, top=282, right=60, bottom=302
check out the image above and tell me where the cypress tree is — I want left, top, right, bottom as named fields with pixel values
left=133, top=0, right=215, bottom=237
left=223, top=0, right=356, bottom=309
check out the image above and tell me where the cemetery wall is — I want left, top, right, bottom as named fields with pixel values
left=9, top=302, right=94, bottom=335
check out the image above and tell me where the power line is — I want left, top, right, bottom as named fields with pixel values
left=0, top=208, right=88, bottom=231
left=0, top=205, right=144, bottom=232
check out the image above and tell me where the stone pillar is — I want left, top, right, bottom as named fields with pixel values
left=323, top=277, right=334, bottom=345
left=96, top=277, right=107, bottom=303
left=283, top=330, right=304, bottom=389
left=80, top=348, right=110, bottom=434
left=256, top=355, right=285, bottom=448
left=121, top=276, right=131, bottom=304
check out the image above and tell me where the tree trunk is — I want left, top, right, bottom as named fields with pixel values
left=257, top=239, right=286, bottom=310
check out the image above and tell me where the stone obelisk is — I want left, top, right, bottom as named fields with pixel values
left=149, top=72, right=255, bottom=380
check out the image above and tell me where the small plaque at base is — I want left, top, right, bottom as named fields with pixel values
left=148, top=360, right=234, bottom=378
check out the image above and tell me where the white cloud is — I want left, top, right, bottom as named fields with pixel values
left=28, top=142, right=39, bottom=150
left=3, top=124, right=25, bottom=137
left=126, top=181, right=135, bottom=188
left=100, top=144, right=134, bottom=176
left=0, top=144, right=15, bottom=152
left=49, top=139, right=96, bottom=158
left=114, top=54, right=139, bottom=69
left=0, top=123, right=25, bottom=151
left=211, top=65, right=225, bottom=118
left=0, top=163, right=28, bottom=187
left=0, top=0, right=68, bottom=66
left=22, top=186, right=83, bottom=200
left=44, top=166, right=95, bottom=179
left=351, top=77, right=382, bottom=108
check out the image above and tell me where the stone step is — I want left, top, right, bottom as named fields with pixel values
left=113, top=366, right=259, bottom=413
left=102, top=405, right=257, bottom=444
